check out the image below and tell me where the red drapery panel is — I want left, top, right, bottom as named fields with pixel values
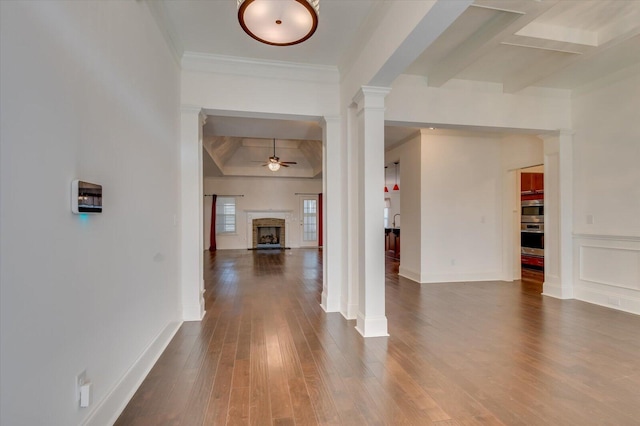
left=209, top=194, right=217, bottom=251
left=318, top=193, right=323, bottom=248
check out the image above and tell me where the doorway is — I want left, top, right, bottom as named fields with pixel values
left=299, top=195, right=319, bottom=247
left=519, top=165, right=544, bottom=291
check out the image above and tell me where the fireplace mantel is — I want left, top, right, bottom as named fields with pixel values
left=245, top=210, right=293, bottom=249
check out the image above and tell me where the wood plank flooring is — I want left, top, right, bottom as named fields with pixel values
left=116, top=249, right=640, bottom=425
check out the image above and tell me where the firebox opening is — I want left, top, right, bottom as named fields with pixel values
left=257, top=226, right=281, bottom=248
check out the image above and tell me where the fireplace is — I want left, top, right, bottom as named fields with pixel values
left=252, top=218, right=286, bottom=249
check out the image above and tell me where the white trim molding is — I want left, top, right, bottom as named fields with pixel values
left=182, top=52, right=340, bottom=84
left=572, top=233, right=640, bottom=315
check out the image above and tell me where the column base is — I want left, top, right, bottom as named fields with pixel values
left=355, top=313, right=389, bottom=337
left=542, top=280, right=574, bottom=299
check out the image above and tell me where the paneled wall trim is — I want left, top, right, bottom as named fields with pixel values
left=573, top=233, right=640, bottom=315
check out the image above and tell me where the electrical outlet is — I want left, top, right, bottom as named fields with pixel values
left=76, top=370, right=87, bottom=404
left=586, top=214, right=594, bottom=225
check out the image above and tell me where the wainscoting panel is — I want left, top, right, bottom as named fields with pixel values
left=573, top=234, right=640, bottom=315
left=580, top=245, right=640, bottom=290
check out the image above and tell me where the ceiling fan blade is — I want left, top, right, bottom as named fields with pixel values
left=280, top=161, right=297, bottom=164
left=280, top=164, right=290, bottom=167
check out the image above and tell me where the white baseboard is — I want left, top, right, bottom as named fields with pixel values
left=82, top=320, right=182, bottom=426
left=398, top=266, right=421, bottom=283
left=574, top=286, right=640, bottom=316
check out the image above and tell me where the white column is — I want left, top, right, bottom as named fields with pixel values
left=541, top=130, right=574, bottom=299
left=353, top=86, right=390, bottom=337
left=321, top=116, right=344, bottom=312
left=343, top=104, right=359, bottom=319
left=396, top=131, right=424, bottom=282
left=180, top=106, right=206, bottom=320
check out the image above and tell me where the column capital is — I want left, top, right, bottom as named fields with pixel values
left=199, top=111, right=208, bottom=127
left=353, top=86, right=391, bottom=112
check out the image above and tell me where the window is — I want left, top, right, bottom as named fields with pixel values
left=216, top=197, right=236, bottom=234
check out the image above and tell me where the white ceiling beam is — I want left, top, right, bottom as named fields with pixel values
left=369, top=0, right=473, bottom=87
left=515, top=22, right=598, bottom=46
left=341, top=0, right=472, bottom=98
left=503, top=24, right=640, bottom=93
left=427, top=8, right=524, bottom=87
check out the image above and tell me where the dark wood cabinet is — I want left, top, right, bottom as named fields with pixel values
left=521, top=172, right=544, bottom=194
left=385, top=228, right=400, bottom=259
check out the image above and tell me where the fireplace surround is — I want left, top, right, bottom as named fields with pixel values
left=246, top=210, right=292, bottom=250
left=252, top=218, right=285, bottom=248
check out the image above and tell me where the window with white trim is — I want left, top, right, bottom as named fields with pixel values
left=216, top=197, right=236, bottom=234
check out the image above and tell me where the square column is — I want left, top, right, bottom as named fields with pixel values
left=321, top=116, right=344, bottom=312
left=180, top=106, right=206, bottom=320
left=541, top=130, right=574, bottom=299
left=343, top=104, right=359, bottom=319
left=353, top=87, right=391, bottom=337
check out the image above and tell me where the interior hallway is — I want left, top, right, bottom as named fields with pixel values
left=117, top=249, right=640, bottom=425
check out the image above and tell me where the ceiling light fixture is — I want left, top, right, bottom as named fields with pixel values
left=384, top=166, right=389, bottom=192
left=267, top=159, right=281, bottom=172
left=237, top=0, right=319, bottom=46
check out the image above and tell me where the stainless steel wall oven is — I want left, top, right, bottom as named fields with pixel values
left=521, top=200, right=544, bottom=269
left=521, top=199, right=543, bottom=223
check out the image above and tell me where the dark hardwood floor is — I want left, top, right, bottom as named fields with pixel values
left=117, top=249, right=640, bottom=425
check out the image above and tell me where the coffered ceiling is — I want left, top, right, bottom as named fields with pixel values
left=154, top=0, right=640, bottom=178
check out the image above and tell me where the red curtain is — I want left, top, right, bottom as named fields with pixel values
left=318, top=193, right=323, bottom=248
left=209, top=194, right=217, bottom=251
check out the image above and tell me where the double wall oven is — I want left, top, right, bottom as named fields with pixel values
left=521, top=199, right=544, bottom=269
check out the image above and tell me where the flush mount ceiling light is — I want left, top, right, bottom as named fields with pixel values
left=237, top=0, right=319, bottom=46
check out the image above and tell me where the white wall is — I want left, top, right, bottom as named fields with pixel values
left=501, top=135, right=544, bottom=170
left=386, top=130, right=543, bottom=284
left=0, top=2, right=182, bottom=425
left=386, top=75, right=571, bottom=132
left=571, top=70, right=640, bottom=314
left=181, top=56, right=340, bottom=118
left=204, top=177, right=322, bottom=249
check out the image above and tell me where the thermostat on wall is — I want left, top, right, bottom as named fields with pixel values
left=72, top=180, right=102, bottom=214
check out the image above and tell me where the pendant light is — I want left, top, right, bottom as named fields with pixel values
left=384, top=166, right=389, bottom=192
left=393, top=162, right=400, bottom=191
left=237, top=0, right=320, bottom=46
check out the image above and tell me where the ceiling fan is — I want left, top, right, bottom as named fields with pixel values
left=261, top=139, right=297, bottom=171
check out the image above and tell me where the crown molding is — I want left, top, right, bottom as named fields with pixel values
left=181, top=52, right=340, bottom=84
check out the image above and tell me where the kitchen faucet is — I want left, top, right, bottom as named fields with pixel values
left=392, top=214, right=400, bottom=228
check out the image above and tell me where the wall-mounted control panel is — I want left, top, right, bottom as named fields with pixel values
left=72, top=180, right=102, bottom=214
